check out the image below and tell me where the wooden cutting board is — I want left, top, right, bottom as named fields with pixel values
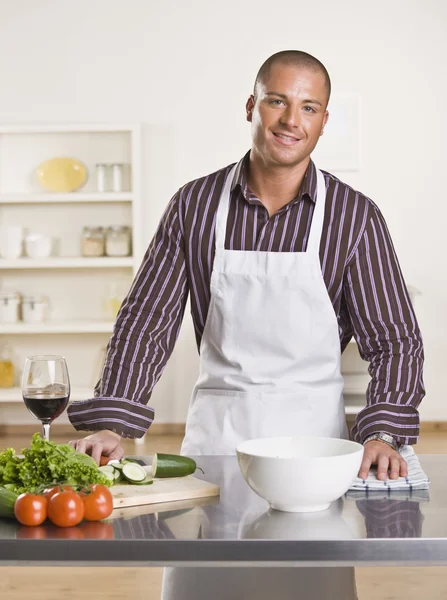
left=111, top=475, right=220, bottom=509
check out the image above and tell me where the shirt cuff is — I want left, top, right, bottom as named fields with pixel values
left=351, top=402, right=420, bottom=446
left=67, top=397, right=155, bottom=439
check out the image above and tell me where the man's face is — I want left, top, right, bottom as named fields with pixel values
left=246, top=64, right=329, bottom=168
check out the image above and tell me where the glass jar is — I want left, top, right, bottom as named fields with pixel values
left=111, top=163, right=124, bottom=192
left=95, top=164, right=107, bottom=192
left=0, top=292, right=21, bottom=323
left=22, top=295, right=48, bottom=324
left=0, top=346, right=15, bottom=388
left=105, top=226, right=131, bottom=257
left=81, top=226, right=105, bottom=257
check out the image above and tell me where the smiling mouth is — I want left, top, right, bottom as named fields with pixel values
left=273, top=132, right=300, bottom=145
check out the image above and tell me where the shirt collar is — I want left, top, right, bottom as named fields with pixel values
left=231, top=151, right=318, bottom=204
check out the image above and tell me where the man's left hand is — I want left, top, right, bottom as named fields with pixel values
left=358, top=440, right=408, bottom=481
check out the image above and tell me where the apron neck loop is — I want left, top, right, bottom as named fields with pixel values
left=215, top=163, right=327, bottom=256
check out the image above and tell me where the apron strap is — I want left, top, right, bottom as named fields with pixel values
left=305, top=169, right=327, bottom=256
left=215, top=163, right=239, bottom=251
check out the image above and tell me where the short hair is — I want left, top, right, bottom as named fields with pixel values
left=254, top=50, right=331, bottom=105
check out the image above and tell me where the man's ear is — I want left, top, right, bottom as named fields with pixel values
left=320, top=110, right=329, bottom=136
left=246, top=95, right=255, bottom=123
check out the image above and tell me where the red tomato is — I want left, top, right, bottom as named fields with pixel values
left=99, top=456, right=112, bottom=466
left=81, top=484, right=114, bottom=521
left=43, top=485, right=75, bottom=500
left=14, top=494, right=48, bottom=527
left=47, top=491, right=84, bottom=528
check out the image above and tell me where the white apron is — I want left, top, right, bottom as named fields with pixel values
left=162, top=161, right=357, bottom=599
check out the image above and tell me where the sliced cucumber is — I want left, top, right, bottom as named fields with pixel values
left=112, top=467, right=122, bottom=482
left=133, top=475, right=154, bottom=486
left=98, top=465, right=115, bottom=482
left=152, top=453, right=204, bottom=478
left=122, top=462, right=147, bottom=483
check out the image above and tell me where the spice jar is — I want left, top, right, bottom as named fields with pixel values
left=81, top=226, right=105, bottom=257
left=0, top=346, right=15, bottom=388
left=22, top=295, right=48, bottom=324
left=0, top=292, right=21, bottom=324
left=95, top=164, right=107, bottom=192
left=111, top=163, right=124, bottom=192
left=105, top=226, right=131, bottom=257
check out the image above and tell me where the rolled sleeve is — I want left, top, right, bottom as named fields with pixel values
left=351, top=401, right=420, bottom=446
left=67, top=397, right=155, bottom=439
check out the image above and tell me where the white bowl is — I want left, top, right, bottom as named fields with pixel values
left=236, top=436, right=364, bottom=513
left=25, top=233, right=52, bottom=259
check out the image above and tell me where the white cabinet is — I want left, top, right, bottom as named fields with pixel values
left=0, top=124, right=142, bottom=416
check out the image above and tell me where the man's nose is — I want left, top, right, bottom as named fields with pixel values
left=279, top=105, right=301, bottom=128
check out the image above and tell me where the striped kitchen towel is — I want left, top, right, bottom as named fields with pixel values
left=348, top=445, right=430, bottom=491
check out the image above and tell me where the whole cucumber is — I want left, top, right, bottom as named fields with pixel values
left=0, top=486, right=18, bottom=518
left=151, top=454, right=204, bottom=478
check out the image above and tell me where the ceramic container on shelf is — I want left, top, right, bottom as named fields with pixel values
left=25, top=233, right=53, bottom=259
left=21, top=295, right=48, bottom=324
left=0, top=292, right=21, bottom=324
left=0, top=226, right=23, bottom=259
left=35, top=157, right=87, bottom=193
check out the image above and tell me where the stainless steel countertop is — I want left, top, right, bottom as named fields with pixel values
left=0, top=455, right=446, bottom=567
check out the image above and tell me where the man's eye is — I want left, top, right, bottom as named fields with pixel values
left=303, top=106, right=316, bottom=113
left=269, top=99, right=284, bottom=106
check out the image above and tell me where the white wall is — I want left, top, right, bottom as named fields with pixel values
left=0, top=0, right=445, bottom=422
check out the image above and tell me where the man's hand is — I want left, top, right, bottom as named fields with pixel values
left=358, top=440, right=408, bottom=481
left=69, top=430, right=124, bottom=465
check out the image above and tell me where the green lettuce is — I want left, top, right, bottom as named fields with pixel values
left=0, top=433, right=111, bottom=494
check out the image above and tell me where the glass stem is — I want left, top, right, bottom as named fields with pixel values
left=42, top=423, right=50, bottom=441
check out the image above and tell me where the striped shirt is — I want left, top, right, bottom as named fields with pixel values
left=68, top=153, right=425, bottom=445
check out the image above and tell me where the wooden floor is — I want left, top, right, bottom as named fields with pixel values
left=1, top=430, right=447, bottom=599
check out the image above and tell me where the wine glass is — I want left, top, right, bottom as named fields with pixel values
left=22, top=355, right=70, bottom=441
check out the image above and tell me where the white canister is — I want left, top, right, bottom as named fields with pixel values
left=95, top=164, right=107, bottom=192
left=21, top=295, right=48, bottom=323
left=0, top=292, right=21, bottom=323
left=111, top=163, right=124, bottom=192
left=0, top=226, right=23, bottom=259
left=25, top=233, right=52, bottom=259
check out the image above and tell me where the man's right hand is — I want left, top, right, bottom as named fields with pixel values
left=69, top=430, right=124, bottom=465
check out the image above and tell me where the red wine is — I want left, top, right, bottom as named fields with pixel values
left=23, top=392, right=69, bottom=423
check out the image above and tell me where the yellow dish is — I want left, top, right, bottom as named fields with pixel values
left=36, top=157, right=87, bottom=193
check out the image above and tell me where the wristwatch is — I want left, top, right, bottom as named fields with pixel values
left=363, top=432, right=400, bottom=451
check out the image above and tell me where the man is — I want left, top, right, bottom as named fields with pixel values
left=69, top=50, right=424, bottom=599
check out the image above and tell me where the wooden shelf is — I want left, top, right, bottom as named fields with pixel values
left=0, top=386, right=93, bottom=403
left=0, top=320, right=114, bottom=334
left=0, top=193, right=133, bottom=204
left=0, top=257, right=134, bottom=269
